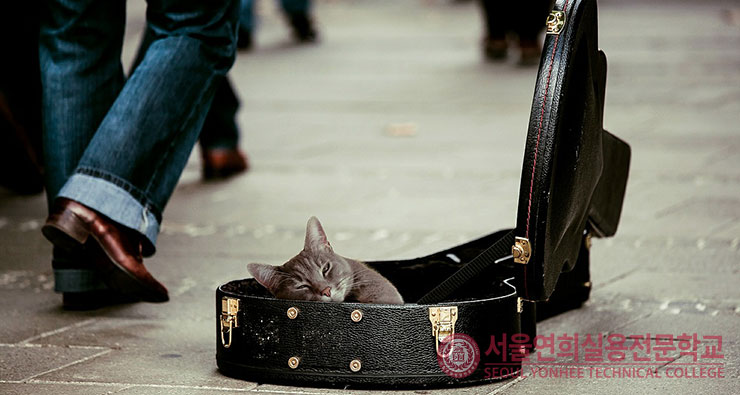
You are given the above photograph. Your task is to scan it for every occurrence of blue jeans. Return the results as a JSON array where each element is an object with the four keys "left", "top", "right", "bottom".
[
  {"left": 239, "top": 0, "right": 311, "bottom": 34},
  {"left": 134, "top": 27, "right": 241, "bottom": 151},
  {"left": 40, "top": 0, "right": 239, "bottom": 292}
]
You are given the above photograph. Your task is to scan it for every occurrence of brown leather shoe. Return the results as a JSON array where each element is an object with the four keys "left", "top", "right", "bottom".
[
  {"left": 202, "top": 148, "right": 249, "bottom": 180},
  {"left": 518, "top": 39, "right": 542, "bottom": 66},
  {"left": 42, "top": 198, "right": 169, "bottom": 303},
  {"left": 483, "top": 38, "right": 508, "bottom": 61}
]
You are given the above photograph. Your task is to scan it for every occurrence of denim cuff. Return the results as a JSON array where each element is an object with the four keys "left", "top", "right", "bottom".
[{"left": 58, "top": 173, "right": 160, "bottom": 255}]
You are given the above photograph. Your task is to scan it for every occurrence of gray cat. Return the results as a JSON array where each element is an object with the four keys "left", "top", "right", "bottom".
[{"left": 248, "top": 217, "right": 404, "bottom": 304}]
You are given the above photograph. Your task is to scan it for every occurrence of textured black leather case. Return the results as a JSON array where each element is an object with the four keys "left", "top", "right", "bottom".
[
  {"left": 218, "top": 231, "right": 523, "bottom": 387},
  {"left": 216, "top": 0, "right": 629, "bottom": 388}
]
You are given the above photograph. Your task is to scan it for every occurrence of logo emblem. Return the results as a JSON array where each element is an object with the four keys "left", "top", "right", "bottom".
[{"left": 437, "top": 333, "right": 480, "bottom": 379}]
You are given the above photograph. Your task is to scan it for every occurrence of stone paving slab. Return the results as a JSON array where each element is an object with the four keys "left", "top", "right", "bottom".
[
  {"left": 504, "top": 376, "right": 739, "bottom": 395},
  {"left": 249, "top": 382, "right": 510, "bottom": 395},
  {"left": 0, "top": 288, "right": 92, "bottom": 344},
  {"left": 115, "top": 386, "right": 255, "bottom": 395},
  {"left": 36, "top": 346, "right": 249, "bottom": 390},
  {"left": 0, "top": 344, "right": 109, "bottom": 383},
  {"left": 0, "top": 382, "right": 128, "bottom": 395}
]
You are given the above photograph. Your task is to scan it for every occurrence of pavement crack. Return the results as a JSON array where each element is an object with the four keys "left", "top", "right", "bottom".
[
  {"left": 487, "top": 374, "right": 529, "bottom": 394},
  {"left": 654, "top": 354, "right": 685, "bottom": 373},
  {"left": 605, "top": 311, "right": 654, "bottom": 334},
  {"left": 109, "top": 385, "right": 136, "bottom": 394},
  {"left": 27, "top": 379, "right": 259, "bottom": 392},
  {"left": 0, "top": 342, "right": 108, "bottom": 350},
  {"left": 594, "top": 266, "right": 641, "bottom": 289},
  {"left": 16, "top": 318, "right": 97, "bottom": 345},
  {"left": 21, "top": 348, "right": 112, "bottom": 382},
  {"left": 250, "top": 388, "right": 330, "bottom": 394}
]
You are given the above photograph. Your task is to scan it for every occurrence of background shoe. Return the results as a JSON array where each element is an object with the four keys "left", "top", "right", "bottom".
[
  {"left": 287, "top": 13, "right": 318, "bottom": 43},
  {"left": 202, "top": 147, "right": 249, "bottom": 180},
  {"left": 42, "top": 198, "right": 169, "bottom": 302},
  {"left": 518, "top": 39, "right": 542, "bottom": 66},
  {"left": 483, "top": 38, "right": 508, "bottom": 61}
]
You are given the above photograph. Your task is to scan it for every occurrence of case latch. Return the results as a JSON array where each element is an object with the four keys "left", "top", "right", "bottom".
[
  {"left": 512, "top": 237, "right": 532, "bottom": 264},
  {"left": 220, "top": 297, "right": 240, "bottom": 348},
  {"left": 429, "top": 306, "right": 458, "bottom": 356}
]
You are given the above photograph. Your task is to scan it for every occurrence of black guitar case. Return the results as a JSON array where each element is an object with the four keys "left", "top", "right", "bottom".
[{"left": 216, "top": 0, "right": 630, "bottom": 388}]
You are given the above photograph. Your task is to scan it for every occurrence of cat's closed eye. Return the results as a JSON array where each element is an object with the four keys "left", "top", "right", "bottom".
[
  {"left": 295, "top": 284, "right": 310, "bottom": 290},
  {"left": 322, "top": 263, "right": 331, "bottom": 276}
]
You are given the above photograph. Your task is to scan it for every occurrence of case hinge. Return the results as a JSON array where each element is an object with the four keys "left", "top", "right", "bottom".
[
  {"left": 220, "top": 297, "right": 240, "bottom": 348},
  {"left": 512, "top": 237, "right": 532, "bottom": 264},
  {"left": 429, "top": 306, "right": 458, "bottom": 356}
]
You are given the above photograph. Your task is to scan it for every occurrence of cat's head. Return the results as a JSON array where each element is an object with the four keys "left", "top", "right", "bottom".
[{"left": 247, "top": 217, "right": 353, "bottom": 302}]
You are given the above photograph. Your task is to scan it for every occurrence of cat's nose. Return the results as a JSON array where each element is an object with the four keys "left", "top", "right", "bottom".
[{"left": 321, "top": 287, "right": 331, "bottom": 297}]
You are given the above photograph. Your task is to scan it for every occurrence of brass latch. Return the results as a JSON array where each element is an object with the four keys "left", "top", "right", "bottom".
[
  {"left": 220, "top": 297, "right": 240, "bottom": 348},
  {"left": 512, "top": 237, "right": 532, "bottom": 264},
  {"left": 546, "top": 10, "right": 566, "bottom": 35},
  {"left": 429, "top": 306, "right": 458, "bottom": 356},
  {"left": 584, "top": 231, "right": 592, "bottom": 250}
]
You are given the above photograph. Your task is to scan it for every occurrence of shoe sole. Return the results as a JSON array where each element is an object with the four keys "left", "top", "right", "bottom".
[
  {"left": 62, "top": 290, "right": 140, "bottom": 311},
  {"left": 91, "top": 241, "right": 169, "bottom": 303}
]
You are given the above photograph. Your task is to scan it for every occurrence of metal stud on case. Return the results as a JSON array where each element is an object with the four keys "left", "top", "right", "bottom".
[{"left": 351, "top": 309, "right": 363, "bottom": 322}]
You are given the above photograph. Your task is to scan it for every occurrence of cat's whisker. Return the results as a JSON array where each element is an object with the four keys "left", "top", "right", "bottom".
[{"left": 348, "top": 280, "right": 380, "bottom": 286}]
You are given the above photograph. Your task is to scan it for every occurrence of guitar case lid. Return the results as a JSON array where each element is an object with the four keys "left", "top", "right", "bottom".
[{"left": 513, "top": 0, "right": 630, "bottom": 302}]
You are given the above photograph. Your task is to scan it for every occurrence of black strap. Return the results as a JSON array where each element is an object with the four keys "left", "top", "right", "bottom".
[{"left": 416, "top": 230, "right": 515, "bottom": 304}]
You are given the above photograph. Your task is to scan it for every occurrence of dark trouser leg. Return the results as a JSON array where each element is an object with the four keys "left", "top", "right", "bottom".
[
  {"left": 478, "top": 0, "right": 511, "bottom": 40},
  {"left": 512, "top": 0, "right": 553, "bottom": 42},
  {"left": 39, "top": 0, "right": 127, "bottom": 294},
  {"left": 199, "top": 77, "right": 240, "bottom": 150},
  {"left": 281, "top": 0, "right": 316, "bottom": 42}
]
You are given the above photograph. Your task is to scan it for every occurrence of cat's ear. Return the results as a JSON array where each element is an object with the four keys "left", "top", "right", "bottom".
[
  {"left": 304, "top": 216, "right": 333, "bottom": 252},
  {"left": 248, "top": 263, "right": 281, "bottom": 294}
]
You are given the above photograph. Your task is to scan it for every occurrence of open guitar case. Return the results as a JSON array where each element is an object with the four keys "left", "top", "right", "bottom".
[{"left": 216, "top": 0, "right": 631, "bottom": 388}]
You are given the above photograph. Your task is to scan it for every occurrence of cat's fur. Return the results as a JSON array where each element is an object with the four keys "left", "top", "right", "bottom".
[{"left": 248, "top": 217, "right": 404, "bottom": 304}]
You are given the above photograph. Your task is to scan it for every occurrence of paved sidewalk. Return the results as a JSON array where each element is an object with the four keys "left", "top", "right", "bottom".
[{"left": 1, "top": 0, "right": 738, "bottom": 394}]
